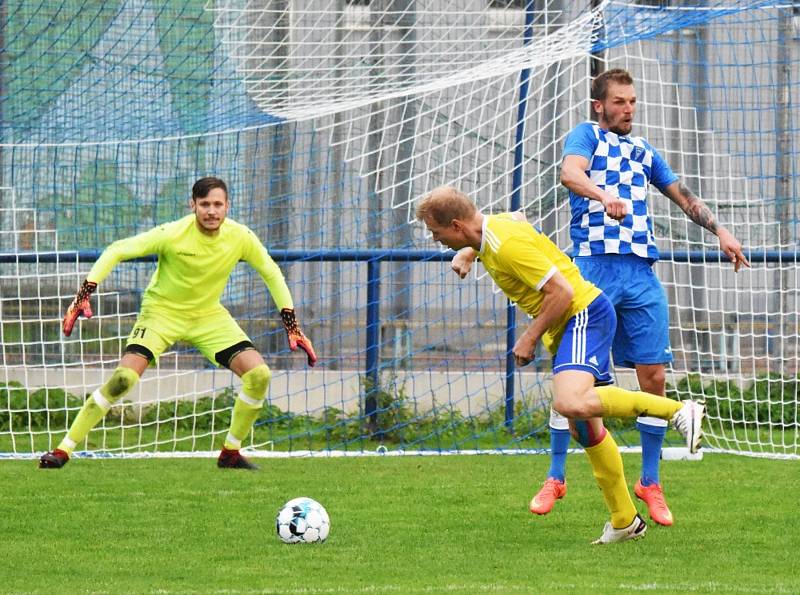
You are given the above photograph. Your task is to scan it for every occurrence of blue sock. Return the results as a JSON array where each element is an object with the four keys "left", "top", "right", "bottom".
[
  {"left": 638, "top": 420, "right": 667, "bottom": 486},
  {"left": 546, "top": 427, "right": 571, "bottom": 482}
]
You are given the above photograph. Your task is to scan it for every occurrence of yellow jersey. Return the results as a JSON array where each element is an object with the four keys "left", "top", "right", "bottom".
[{"left": 478, "top": 213, "right": 601, "bottom": 354}]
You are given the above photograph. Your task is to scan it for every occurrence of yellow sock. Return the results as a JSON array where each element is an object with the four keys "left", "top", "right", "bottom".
[
  {"left": 584, "top": 432, "right": 637, "bottom": 528},
  {"left": 224, "top": 396, "right": 263, "bottom": 450},
  {"left": 58, "top": 366, "right": 140, "bottom": 455},
  {"left": 595, "top": 385, "right": 682, "bottom": 420},
  {"left": 224, "top": 364, "right": 271, "bottom": 450}
]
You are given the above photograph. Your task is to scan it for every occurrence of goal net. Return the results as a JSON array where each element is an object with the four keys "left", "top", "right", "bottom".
[{"left": 1, "top": 0, "right": 797, "bottom": 459}]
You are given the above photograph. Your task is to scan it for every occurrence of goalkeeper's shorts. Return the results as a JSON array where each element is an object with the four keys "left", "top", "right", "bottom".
[{"left": 125, "top": 306, "right": 251, "bottom": 367}]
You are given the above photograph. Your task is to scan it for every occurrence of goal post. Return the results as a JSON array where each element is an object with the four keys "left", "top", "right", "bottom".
[{"left": 1, "top": 1, "right": 797, "bottom": 459}]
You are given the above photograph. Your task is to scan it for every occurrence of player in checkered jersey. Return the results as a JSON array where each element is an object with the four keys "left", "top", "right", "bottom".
[{"left": 529, "top": 68, "right": 750, "bottom": 525}]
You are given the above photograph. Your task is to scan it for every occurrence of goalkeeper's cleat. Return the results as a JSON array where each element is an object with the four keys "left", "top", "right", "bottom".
[
  {"left": 592, "top": 513, "right": 647, "bottom": 545},
  {"left": 634, "top": 480, "right": 673, "bottom": 526},
  {"left": 670, "top": 400, "right": 705, "bottom": 454},
  {"left": 529, "top": 478, "right": 567, "bottom": 515},
  {"left": 217, "top": 448, "right": 259, "bottom": 470},
  {"left": 39, "top": 448, "right": 69, "bottom": 469}
]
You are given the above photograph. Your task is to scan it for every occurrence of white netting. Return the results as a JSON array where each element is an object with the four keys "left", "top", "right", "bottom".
[{"left": 1, "top": 1, "right": 797, "bottom": 458}]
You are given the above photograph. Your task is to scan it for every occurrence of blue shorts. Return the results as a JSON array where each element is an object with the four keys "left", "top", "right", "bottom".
[
  {"left": 575, "top": 254, "right": 672, "bottom": 368},
  {"left": 552, "top": 293, "right": 615, "bottom": 384}
]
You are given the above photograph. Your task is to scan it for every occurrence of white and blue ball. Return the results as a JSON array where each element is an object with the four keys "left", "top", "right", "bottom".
[{"left": 276, "top": 497, "right": 330, "bottom": 544}]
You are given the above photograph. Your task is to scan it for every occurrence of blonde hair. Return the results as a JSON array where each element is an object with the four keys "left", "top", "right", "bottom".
[{"left": 415, "top": 186, "right": 477, "bottom": 225}]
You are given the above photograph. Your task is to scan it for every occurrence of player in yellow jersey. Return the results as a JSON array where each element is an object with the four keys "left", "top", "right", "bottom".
[
  {"left": 416, "top": 186, "right": 705, "bottom": 544},
  {"left": 39, "top": 177, "right": 316, "bottom": 471}
]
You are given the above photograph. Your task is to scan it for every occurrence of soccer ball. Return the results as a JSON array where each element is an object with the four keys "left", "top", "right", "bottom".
[{"left": 276, "top": 497, "right": 330, "bottom": 544}]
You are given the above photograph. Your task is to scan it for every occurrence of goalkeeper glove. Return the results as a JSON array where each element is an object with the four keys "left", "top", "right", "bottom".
[
  {"left": 280, "top": 308, "right": 317, "bottom": 367},
  {"left": 62, "top": 279, "right": 97, "bottom": 337}
]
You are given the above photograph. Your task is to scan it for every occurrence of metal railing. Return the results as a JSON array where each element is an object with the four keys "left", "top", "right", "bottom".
[{"left": 2, "top": 248, "right": 798, "bottom": 430}]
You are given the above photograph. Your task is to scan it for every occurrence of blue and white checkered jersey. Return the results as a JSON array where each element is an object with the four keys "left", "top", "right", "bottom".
[{"left": 562, "top": 122, "right": 678, "bottom": 260}]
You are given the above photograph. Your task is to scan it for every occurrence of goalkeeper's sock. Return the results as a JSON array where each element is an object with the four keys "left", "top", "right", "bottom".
[
  {"left": 58, "top": 366, "right": 139, "bottom": 455},
  {"left": 546, "top": 427, "right": 571, "bottom": 482},
  {"left": 595, "top": 386, "right": 682, "bottom": 420},
  {"left": 584, "top": 431, "right": 638, "bottom": 529},
  {"left": 637, "top": 417, "right": 667, "bottom": 486},
  {"left": 224, "top": 364, "right": 271, "bottom": 450}
]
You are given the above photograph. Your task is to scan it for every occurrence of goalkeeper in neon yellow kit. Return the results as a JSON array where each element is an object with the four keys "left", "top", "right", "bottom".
[{"left": 40, "top": 177, "right": 316, "bottom": 470}]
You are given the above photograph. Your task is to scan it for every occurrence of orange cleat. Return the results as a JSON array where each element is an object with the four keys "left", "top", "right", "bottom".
[
  {"left": 634, "top": 480, "right": 673, "bottom": 526},
  {"left": 529, "top": 478, "right": 567, "bottom": 515}
]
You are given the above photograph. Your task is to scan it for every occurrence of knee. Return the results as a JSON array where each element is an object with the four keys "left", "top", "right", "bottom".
[
  {"left": 104, "top": 367, "right": 140, "bottom": 401},
  {"left": 553, "top": 397, "right": 577, "bottom": 419},
  {"left": 553, "top": 391, "right": 593, "bottom": 419},
  {"left": 242, "top": 364, "right": 271, "bottom": 399}
]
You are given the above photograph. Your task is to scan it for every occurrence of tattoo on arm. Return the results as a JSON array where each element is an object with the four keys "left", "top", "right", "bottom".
[{"left": 676, "top": 183, "right": 718, "bottom": 234}]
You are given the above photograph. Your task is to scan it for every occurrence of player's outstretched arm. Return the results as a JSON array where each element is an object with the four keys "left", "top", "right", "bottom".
[
  {"left": 281, "top": 308, "right": 317, "bottom": 367},
  {"left": 62, "top": 279, "right": 97, "bottom": 336},
  {"left": 241, "top": 229, "right": 317, "bottom": 366},
  {"left": 661, "top": 181, "right": 751, "bottom": 272},
  {"left": 62, "top": 226, "right": 166, "bottom": 336}
]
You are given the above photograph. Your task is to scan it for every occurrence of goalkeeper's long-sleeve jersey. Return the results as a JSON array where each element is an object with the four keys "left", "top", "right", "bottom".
[{"left": 87, "top": 214, "right": 293, "bottom": 315}]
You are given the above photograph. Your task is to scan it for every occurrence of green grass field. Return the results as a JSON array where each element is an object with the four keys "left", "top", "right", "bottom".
[{"left": 0, "top": 453, "right": 797, "bottom": 594}]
